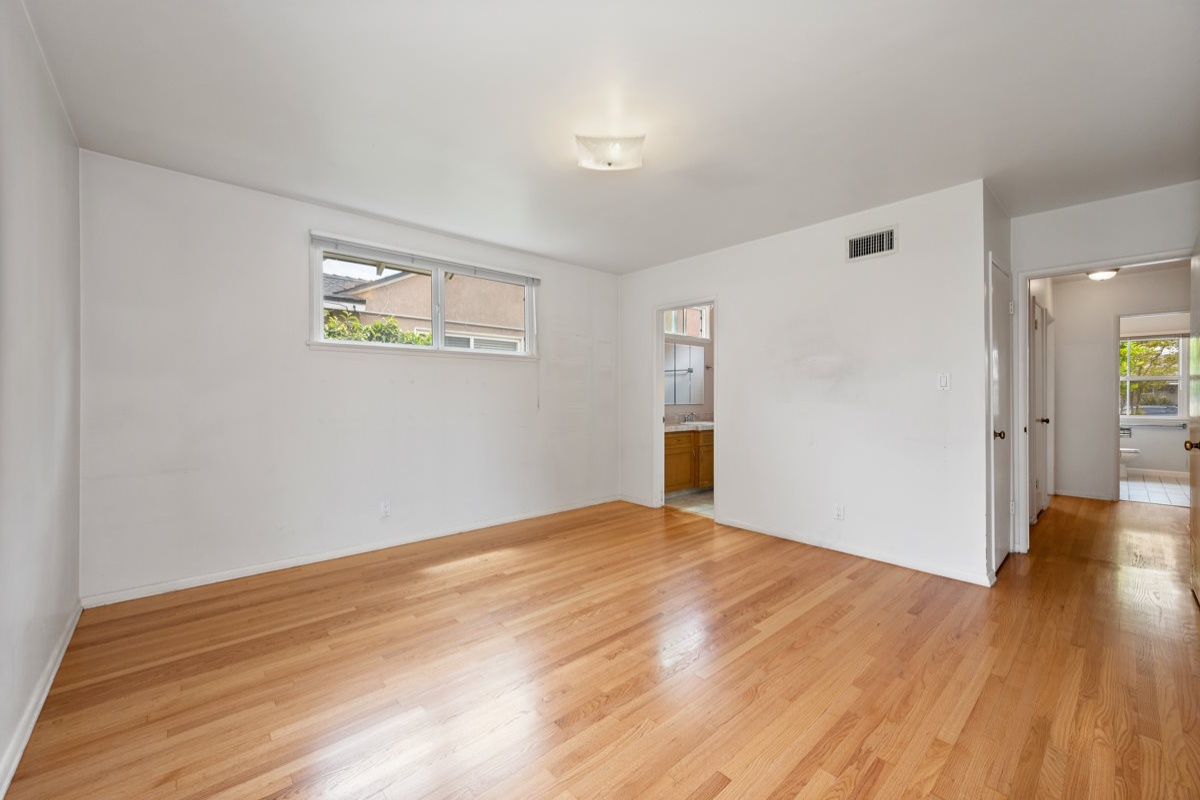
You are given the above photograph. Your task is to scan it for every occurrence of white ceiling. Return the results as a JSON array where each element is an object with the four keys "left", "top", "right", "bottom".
[{"left": 25, "top": 0, "right": 1200, "bottom": 273}]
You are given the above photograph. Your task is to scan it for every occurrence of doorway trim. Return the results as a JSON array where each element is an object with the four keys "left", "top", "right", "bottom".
[
  {"left": 652, "top": 295, "right": 719, "bottom": 515},
  {"left": 1013, "top": 247, "right": 1194, "bottom": 552}
]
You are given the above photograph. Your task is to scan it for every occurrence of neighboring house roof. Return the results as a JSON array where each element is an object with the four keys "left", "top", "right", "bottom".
[
  {"left": 340, "top": 270, "right": 417, "bottom": 296},
  {"left": 323, "top": 271, "right": 418, "bottom": 304},
  {"left": 323, "top": 274, "right": 368, "bottom": 299}
]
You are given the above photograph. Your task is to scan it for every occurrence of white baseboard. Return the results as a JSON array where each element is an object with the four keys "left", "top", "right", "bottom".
[
  {"left": 82, "top": 496, "right": 620, "bottom": 608},
  {"left": 715, "top": 515, "right": 993, "bottom": 588},
  {"left": 0, "top": 602, "right": 82, "bottom": 797},
  {"left": 1055, "top": 488, "right": 1118, "bottom": 501},
  {"left": 617, "top": 493, "right": 659, "bottom": 508},
  {"left": 1127, "top": 468, "right": 1188, "bottom": 480}
]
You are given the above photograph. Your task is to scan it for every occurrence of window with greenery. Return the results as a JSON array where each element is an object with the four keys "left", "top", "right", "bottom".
[
  {"left": 322, "top": 257, "right": 434, "bottom": 346},
  {"left": 313, "top": 236, "right": 537, "bottom": 356},
  {"left": 1119, "top": 336, "right": 1187, "bottom": 416},
  {"left": 663, "top": 304, "right": 711, "bottom": 339}
]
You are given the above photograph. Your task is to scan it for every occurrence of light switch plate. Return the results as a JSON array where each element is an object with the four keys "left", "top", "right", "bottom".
[{"left": 937, "top": 372, "right": 951, "bottom": 391}]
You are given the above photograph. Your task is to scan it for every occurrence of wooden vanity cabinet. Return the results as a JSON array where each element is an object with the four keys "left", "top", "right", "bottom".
[
  {"left": 664, "top": 430, "right": 713, "bottom": 493},
  {"left": 698, "top": 430, "right": 714, "bottom": 489},
  {"left": 664, "top": 432, "right": 697, "bottom": 493}
]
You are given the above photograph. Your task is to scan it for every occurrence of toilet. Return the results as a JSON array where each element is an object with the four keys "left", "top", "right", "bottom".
[{"left": 1119, "top": 447, "right": 1140, "bottom": 478}]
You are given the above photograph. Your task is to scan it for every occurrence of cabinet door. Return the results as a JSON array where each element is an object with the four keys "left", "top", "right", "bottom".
[
  {"left": 665, "top": 447, "right": 696, "bottom": 493},
  {"left": 698, "top": 444, "right": 714, "bottom": 488},
  {"left": 665, "top": 434, "right": 697, "bottom": 494}
]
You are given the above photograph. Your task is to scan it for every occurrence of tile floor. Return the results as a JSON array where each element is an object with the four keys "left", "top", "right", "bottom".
[
  {"left": 1119, "top": 472, "right": 1190, "bottom": 506},
  {"left": 665, "top": 489, "right": 714, "bottom": 517}
]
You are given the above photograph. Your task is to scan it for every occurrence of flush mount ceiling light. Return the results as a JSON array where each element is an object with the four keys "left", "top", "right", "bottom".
[
  {"left": 1087, "top": 269, "right": 1119, "bottom": 281},
  {"left": 575, "top": 134, "right": 645, "bottom": 171}
]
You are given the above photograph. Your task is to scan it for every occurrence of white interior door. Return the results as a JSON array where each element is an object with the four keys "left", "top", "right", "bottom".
[
  {"left": 1189, "top": 239, "right": 1200, "bottom": 607},
  {"left": 1031, "top": 300, "right": 1049, "bottom": 517},
  {"left": 1046, "top": 313, "right": 1056, "bottom": 498},
  {"left": 990, "top": 258, "right": 1014, "bottom": 574}
]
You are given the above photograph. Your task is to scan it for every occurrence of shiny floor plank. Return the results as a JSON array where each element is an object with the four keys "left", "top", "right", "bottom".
[{"left": 9, "top": 496, "right": 1199, "bottom": 798}]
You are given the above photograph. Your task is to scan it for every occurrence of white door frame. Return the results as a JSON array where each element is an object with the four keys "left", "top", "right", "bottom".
[
  {"left": 1012, "top": 247, "right": 1193, "bottom": 552},
  {"left": 651, "top": 295, "right": 719, "bottom": 512}
]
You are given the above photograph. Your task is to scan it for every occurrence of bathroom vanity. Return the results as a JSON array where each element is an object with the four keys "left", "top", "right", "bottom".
[{"left": 664, "top": 425, "right": 713, "bottom": 493}]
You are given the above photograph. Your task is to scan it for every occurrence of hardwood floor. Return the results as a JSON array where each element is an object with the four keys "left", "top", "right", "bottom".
[{"left": 9, "top": 497, "right": 1199, "bottom": 798}]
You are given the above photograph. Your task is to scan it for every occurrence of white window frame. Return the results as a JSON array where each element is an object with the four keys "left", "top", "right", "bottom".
[
  {"left": 663, "top": 304, "right": 712, "bottom": 341},
  {"left": 309, "top": 232, "right": 538, "bottom": 358},
  {"left": 1118, "top": 334, "right": 1188, "bottom": 420},
  {"left": 443, "top": 332, "right": 523, "bottom": 352}
]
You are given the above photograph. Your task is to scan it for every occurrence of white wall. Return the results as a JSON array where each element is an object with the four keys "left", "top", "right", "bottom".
[
  {"left": 1120, "top": 311, "right": 1188, "bottom": 338},
  {"left": 1123, "top": 424, "right": 1188, "bottom": 475},
  {"left": 984, "top": 186, "right": 1011, "bottom": 271},
  {"left": 0, "top": 0, "right": 81, "bottom": 791},
  {"left": 1012, "top": 180, "right": 1200, "bottom": 275},
  {"left": 619, "top": 181, "right": 992, "bottom": 585},
  {"left": 1029, "top": 278, "right": 1054, "bottom": 311},
  {"left": 1050, "top": 266, "right": 1190, "bottom": 498},
  {"left": 79, "top": 153, "right": 618, "bottom": 603}
]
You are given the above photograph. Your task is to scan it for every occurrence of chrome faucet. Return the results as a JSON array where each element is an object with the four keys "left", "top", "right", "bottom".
[{"left": 683, "top": 413, "right": 697, "bottom": 423}]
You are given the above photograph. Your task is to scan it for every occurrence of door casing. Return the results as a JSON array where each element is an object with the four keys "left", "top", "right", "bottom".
[{"left": 651, "top": 296, "right": 719, "bottom": 511}]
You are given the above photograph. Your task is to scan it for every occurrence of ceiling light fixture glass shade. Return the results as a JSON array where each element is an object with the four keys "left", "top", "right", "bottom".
[
  {"left": 1087, "top": 269, "right": 1119, "bottom": 281},
  {"left": 575, "top": 135, "right": 645, "bottom": 171}
]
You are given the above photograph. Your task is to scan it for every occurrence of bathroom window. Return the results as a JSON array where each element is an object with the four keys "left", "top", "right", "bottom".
[
  {"left": 663, "top": 305, "right": 711, "bottom": 339},
  {"left": 1119, "top": 336, "right": 1187, "bottom": 417}
]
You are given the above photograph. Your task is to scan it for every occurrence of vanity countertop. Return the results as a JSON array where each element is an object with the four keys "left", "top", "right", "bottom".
[{"left": 665, "top": 422, "right": 715, "bottom": 433}]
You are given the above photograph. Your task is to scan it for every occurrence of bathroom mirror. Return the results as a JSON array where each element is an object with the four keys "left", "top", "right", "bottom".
[{"left": 665, "top": 343, "right": 705, "bottom": 405}]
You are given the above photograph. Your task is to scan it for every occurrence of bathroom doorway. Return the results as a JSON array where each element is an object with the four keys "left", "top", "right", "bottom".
[
  {"left": 658, "top": 299, "right": 716, "bottom": 518},
  {"left": 1118, "top": 311, "right": 1191, "bottom": 506}
]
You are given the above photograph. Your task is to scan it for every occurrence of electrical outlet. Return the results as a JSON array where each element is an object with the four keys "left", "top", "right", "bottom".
[
  {"left": 835, "top": 505, "right": 845, "bottom": 521},
  {"left": 380, "top": 500, "right": 392, "bottom": 518}
]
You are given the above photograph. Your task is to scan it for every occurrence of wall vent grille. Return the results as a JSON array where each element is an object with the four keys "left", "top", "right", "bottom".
[{"left": 847, "top": 227, "right": 896, "bottom": 261}]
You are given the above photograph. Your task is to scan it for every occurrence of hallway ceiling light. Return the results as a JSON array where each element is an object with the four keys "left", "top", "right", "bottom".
[
  {"left": 575, "top": 135, "right": 645, "bottom": 171},
  {"left": 1087, "top": 269, "right": 1119, "bottom": 281}
]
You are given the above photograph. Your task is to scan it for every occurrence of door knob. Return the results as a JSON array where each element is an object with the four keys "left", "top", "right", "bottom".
[
  {"left": 1038, "top": 418, "right": 1051, "bottom": 424},
  {"left": 1186, "top": 440, "right": 1200, "bottom": 451},
  {"left": 994, "top": 430, "right": 1006, "bottom": 440}
]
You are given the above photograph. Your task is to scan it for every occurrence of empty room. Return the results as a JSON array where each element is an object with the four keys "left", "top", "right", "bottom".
[{"left": 3, "top": 1, "right": 1199, "bottom": 798}]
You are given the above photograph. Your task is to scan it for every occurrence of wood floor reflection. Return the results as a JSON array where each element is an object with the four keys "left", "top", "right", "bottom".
[{"left": 10, "top": 496, "right": 1199, "bottom": 798}]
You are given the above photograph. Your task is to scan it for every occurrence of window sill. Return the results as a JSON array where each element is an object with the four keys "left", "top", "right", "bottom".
[{"left": 307, "top": 340, "right": 539, "bottom": 362}]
